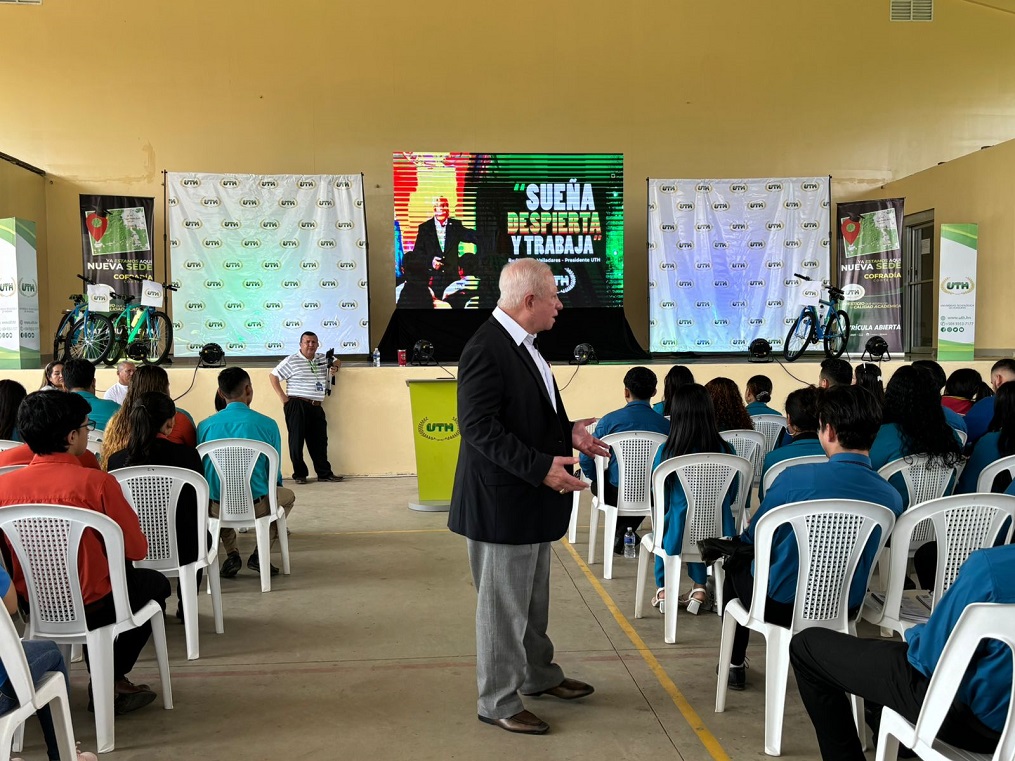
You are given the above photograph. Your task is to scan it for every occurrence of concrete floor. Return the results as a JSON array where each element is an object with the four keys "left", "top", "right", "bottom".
[{"left": 18, "top": 477, "right": 866, "bottom": 760}]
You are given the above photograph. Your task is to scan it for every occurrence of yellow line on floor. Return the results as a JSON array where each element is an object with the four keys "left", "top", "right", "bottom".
[{"left": 560, "top": 539, "right": 731, "bottom": 761}]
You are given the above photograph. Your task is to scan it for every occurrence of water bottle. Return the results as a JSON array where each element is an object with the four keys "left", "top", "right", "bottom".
[
  {"left": 623, "top": 527, "right": 637, "bottom": 558},
  {"left": 372, "top": 347, "right": 381, "bottom": 367}
]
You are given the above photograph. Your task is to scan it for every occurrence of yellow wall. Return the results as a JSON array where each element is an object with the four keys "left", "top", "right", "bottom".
[
  {"left": 874, "top": 138, "right": 1015, "bottom": 352},
  {"left": 1, "top": 0, "right": 1014, "bottom": 348}
]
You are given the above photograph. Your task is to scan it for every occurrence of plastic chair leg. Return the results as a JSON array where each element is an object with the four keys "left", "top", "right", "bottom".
[
  {"left": 11, "top": 720, "right": 23, "bottom": 753},
  {"left": 851, "top": 694, "right": 868, "bottom": 752},
  {"left": 277, "top": 511, "right": 291, "bottom": 576},
  {"left": 663, "top": 555, "right": 681, "bottom": 644},
  {"left": 634, "top": 544, "right": 650, "bottom": 619},
  {"left": 149, "top": 614, "right": 173, "bottom": 710},
  {"left": 588, "top": 505, "right": 600, "bottom": 565},
  {"left": 567, "top": 490, "right": 580, "bottom": 544},
  {"left": 763, "top": 629, "right": 791, "bottom": 756},
  {"left": 603, "top": 508, "right": 619, "bottom": 580},
  {"left": 715, "top": 609, "right": 738, "bottom": 712},
  {"left": 179, "top": 564, "right": 200, "bottom": 660},
  {"left": 713, "top": 559, "right": 726, "bottom": 617},
  {"left": 48, "top": 685, "right": 77, "bottom": 761},
  {"left": 208, "top": 559, "right": 225, "bottom": 635},
  {"left": 90, "top": 633, "right": 116, "bottom": 753},
  {"left": 256, "top": 521, "right": 272, "bottom": 592},
  {"left": 70, "top": 643, "right": 84, "bottom": 663}
]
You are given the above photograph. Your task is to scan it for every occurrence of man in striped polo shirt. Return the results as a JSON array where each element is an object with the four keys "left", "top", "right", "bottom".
[{"left": 269, "top": 331, "right": 343, "bottom": 485}]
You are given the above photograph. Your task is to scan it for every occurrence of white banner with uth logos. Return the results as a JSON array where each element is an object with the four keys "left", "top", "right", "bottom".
[
  {"left": 648, "top": 177, "right": 830, "bottom": 353},
  {"left": 168, "top": 173, "right": 369, "bottom": 357}
]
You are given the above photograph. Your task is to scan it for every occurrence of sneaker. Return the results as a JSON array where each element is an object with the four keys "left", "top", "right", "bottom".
[
  {"left": 317, "top": 474, "right": 344, "bottom": 482},
  {"left": 248, "top": 552, "right": 280, "bottom": 576},
  {"left": 88, "top": 679, "right": 157, "bottom": 715},
  {"left": 220, "top": 551, "right": 242, "bottom": 578},
  {"left": 718, "top": 661, "right": 748, "bottom": 691},
  {"left": 293, "top": 475, "right": 308, "bottom": 485}
]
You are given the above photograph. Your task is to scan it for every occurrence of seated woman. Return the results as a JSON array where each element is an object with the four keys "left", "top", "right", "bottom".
[
  {"left": 956, "top": 382, "right": 1015, "bottom": 494},
  {"left": 39, "top": 361, "right": 64, "bottom": 392},
  {"left": 705, "top": 377, "right": 754, "bottom": 432},
  {"left": 105, "top": 391, "right": 205, "bottom": 622},
  {"left": 870, "top": 365, "right": 964, "bottom": 507},
  {"left": 0, "top": 565, "right": 98, "bottom": 761},
  {"left": 853, "top": 362, "right": 885, "bottom": 406},
  {"left": 758, "top": 387, "right": 825, "bottom": 500},
  {"left": 942, "top": 368, "right": 986, "bottom": 416},
  {"left": 651, "top": 384, "right": 736, "bottom": 615},
  {"left": 744, "top": 375, "right": 779, "bottom": 417},
  {"left": 101, "top": 365, "right": 196, "bottom": 463},
  {"left": 652, "top": 365, "right": 694, "bottom": 417},
  {"left": 0, "top": 380, "right": 27, "bottom": 442}
]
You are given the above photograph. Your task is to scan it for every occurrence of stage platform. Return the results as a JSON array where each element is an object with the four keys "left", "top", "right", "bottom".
[{"left": 2, "top": 358, "right": 997, "bottom": 477}]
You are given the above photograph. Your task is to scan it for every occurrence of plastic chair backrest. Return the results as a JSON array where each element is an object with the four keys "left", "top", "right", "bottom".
[
  {"left": 977, "top": 453, "right": 1015, "bottom": 493},
  {"left": 598, "top": 431, "right": 668, "bottom": 512},
  {"left": 750, "top": 499, "right": 895, "bottom": 631},
  {"left": 110, "top": 465, "right": 211, "bottom": 570},
  {"left": 909, "top": 603, "right": 1015, "bottom": 760},
  {"left": 719, "top": 429, "right": 764, "bottom": 484},
  {"left": 751, "top": 414, "right": 787, "bottom": 454},
  {"left": 0, "top": 505, "right": 131, "bottom": 640},
  {"left": 878, "top": 455, "right": 958, "bottom": 507},
  {"left": 0, "top": 439, "right": 21, "bottom": 452},
  {"left": 953, "top": 428, "right": 968, "bottom": 448},
  {"left": 762, "top": 454, "right": 829, "bottom": 495},
  {"left": 650, "top": 453, "right": 754, "bottom": 556},
  {"left": 0, "top": 592, "right": 38, "bottom": 707},
  {"left": 197, "top": 438, "right": 279, "bottom": 521},
  {"left": 0, "top": 464, "right": 27, "bottom": 476}
]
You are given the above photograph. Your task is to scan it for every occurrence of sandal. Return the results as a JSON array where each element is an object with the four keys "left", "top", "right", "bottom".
[
  {"left": 677, "top": 585, "right": 708, "bottom": 615},
  {"left": 651, "top": 588, "right": 665, "bottom": 614}
]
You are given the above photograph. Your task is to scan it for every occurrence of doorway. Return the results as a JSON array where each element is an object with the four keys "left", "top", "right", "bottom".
[{"left": 902, "top": 210, "right": 935, "bottom": 354}]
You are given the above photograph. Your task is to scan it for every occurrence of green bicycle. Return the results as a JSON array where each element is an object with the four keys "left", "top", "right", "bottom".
[{"left": 101, "top": 276, "right": 177, "bottom": 366}]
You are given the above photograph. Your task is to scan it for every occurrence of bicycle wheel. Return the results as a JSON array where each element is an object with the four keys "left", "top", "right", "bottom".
[
  {"left": 138, "top": 311, "right": 173, "bottom": 365},
  {"left": 783, "top": 310, "right": 816, "bottom": 362},
  {"left": 51, "top": 312, "right": 76, "bottom": 362},
  {"left": 65, "top": 313, "right": 114, "bottom": 365},
  {"left": 823, "top": 309, "right": 851, "bottom": 359},
  {"left": 103, "top": 325, "right": 125, "bottom": 366}
]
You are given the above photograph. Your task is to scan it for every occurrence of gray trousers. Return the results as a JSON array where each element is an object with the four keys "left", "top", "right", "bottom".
[{"left": 467, "top": 539, "right": 564, "bottom": 719}]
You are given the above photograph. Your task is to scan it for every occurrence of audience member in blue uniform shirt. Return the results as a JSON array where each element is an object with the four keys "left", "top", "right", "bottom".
[
  {"left": 912, "top": 360, "right": 967, "bottom": 436},
  {"left": 869, "top": 365, "right": 963, "bottom": 507},
  {"left": 63, "top": 358, "right": 121, "bottom": 431},
  {"left": 965, "top": 358, "right": 1015, "bottom": 445},
  {"left": 722, "top": 385, "right": 903, "bottom": 690},
  {"left": 758, "top": 386, "right": 825, "bottom": 500},
  {"left": 0, "top": 380, "right": 26, "bottom": 442},
  {"left": 744, "top": 375, "right": 780, "bottom": 417},
  {"left": 652, "top": 364, "right": 694, "bottom": 417},
  {"left": 651, "top": 383, "right": 736, "bottom": 615},
  {"left": 957, "top": 382, "right": 1015, "bottom": 493},
  {"left": 791, "top": 544, "right": 1014, "bottom": 761},
  {"left": 580, "top": 367, "right": 670, "bottom": 554},
  {"left": 706, "top": 377, "right": 754, "bottom": 432},
  {"left": 818, "top": 357, "right": 852, "bottom": 389}
]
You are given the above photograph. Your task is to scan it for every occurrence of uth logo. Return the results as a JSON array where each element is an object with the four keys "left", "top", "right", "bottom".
[
  {"left": 183, "top": 220, "right": 202, "bottom": 229},
  {"left": 184, "top": 260, "right": 203, "bottom": 270},
  {"left": 712, "top": 202, "right": 730, "bottom": 211},
  {"left": 181, "top": 178, "right": 201, "bottom": 187},
  {"left": 695, "top": 301, "right": 712, "bottom": 309},
  {"left": 766, "top": 261, "right": 784, "bottom": 269},
  {"left": 204, "top": 279, "right": 224, "bottom": 289},
  {"left": 713, "top": 241, "right": 728, "bottom": 249},
  {"left": 265, "top": 341, "right": 284, "bottom": 350},
  {"left": 297, "top": 179, "right": 317, "bottom": 189},
  {"left": 941, "top": 277, "right": 975, "bottom": 294},
  {"left": 695, "top": 261, "right": 712, "bottom": 269},
  {"left": 748, "top": 318, "right": 765, "bottom": 326},
  {"left": 731, "top": 300, "right": 747, "bottom": 308},
  {"left": 240, "top": 198, "right": 260, "bottom": 207},
  {"left": 418, "top": 417, "right": 460, "bottom": 442},
  {"left": 695, "top": 339, "right": 713, "bottom": 347},
  {"left": 729, "top": 183, "right": 748, "bottom": 193},
  {"left": 713, "top": 280, "right": 730, "bottom": 288},
  {"left": 677, "top": 319, "right": 693, "bottom": 326},
  {"left": 334, "top": 179, "right": 352, "bottom": 189},
  {"left": 342, "top": 340, "right": 358, "bottom": 349},
  {"left": 677, "top": 202, "right": 694, "bottom": 211},
  {"left": 261, "top": 260, "right": 281, "bottom": 270},
  {"left": 280, "top": 240, "right": 300, "bottom": 248},
  {"left": 784, "top": 200, "right": 802, "bottom": 210},
  {"left": 204, "top": 319, "right": 225, "bottom": 330},
  {"left": 220, "top": 178, "right": 239, "bottom": 188},
  {"left": 766, "top": 182, "right": 783, "bottom": 191},
  {"left": 283, "top": 319, "right": 303, "bottom": 329},
  {"left": 695, "top": 223, "right": 713, "bottom": 231},
  {"left": 660, "top": 224, "right": 676, "bottom": 232},
  {"left": 748, "top": 201, "right": 766, "bottom": 210},
  {"left": 730, "top": 222, "right": 748, "bottom": 231},
  {"left": 222, "top": 220, "right": 241, "bottom": 229},
  {"left": 660, "top": 301, "right": 676, "bottom": 309},
  {"left": 261, "top": 220, "right": 280, "bottom": 230},
  {"left": 321, "top": 319, "right": 340, "bottom": 328},
  {"left": 337, "top": 261, "right": 356, "bottom": 270},
  {"left": 223, "top": 260, "right": 243, "bottom": 270},
  {"left": 320, "top": 279, "right": 338, "bottom": 289},
  {"left": 259, "top": 179, "right": 279, "bottom": 189},
  {"left": 242, "top": 239, "right": 262, "bottom": 249},
  {"left": 695, "top": 183, "right": 713, "bottom": 192},
  {"left": 279, "top": 199, "right": 298, "bottom": 208},
  {"left": 659, "top": 262, "right": 676, "bottom": 270},
  {"left": 784, "top": 240, "right": 801, "bottom": 248},
  {"left": 264, "top": 301, "right": 284, "bottom": 310},
  {"left": 677, "top": 241, "right": 694, "bottom": 250},
  {"left": 318, "top": 239, "right": 337, "bottom": 248},
  {"left": 203, "top": 239, "right": 222, "bottom": 249},
  {"left": 299, "top": 220, "right": 317, "bottom": 230},
  {"left": 749, "top": 241, "right": 765, "bottom": 249},
  {"left": 801, "top": 181, "right": 820, "bottom": 191},
  {"left": 300, "top": 260, "right": 320, "bottom": 270},
  {"left": 749, "top": 279, "right": 765, "bottom": 287},
  {"left": 730, "top": 262, "right": 748, "bottom": 270},
  {"left": 281, "top": 279, "right": 301, "bottom": 289},
  {"left": 201, "top": 198, "right": 220, "bottom": 207},
  {"left": 302, "top": 300, "right": 321, "bottom": 310},
  {"left": 186, "top": 301, "right": 206, "bottom": 310},
  {"left": 245, "top": 319, "right": 264, "bottom": 330},
  {"left": 339, "top": 300, "right": 358, "bottom": 310},
  {"left": 714, "top": 318, "right": 730, "bottom": 326},
  {"left": 659, "top": 184, "right": 677, "bottom": 193},
  {"left": 318, "top": 199, "right": 334, "bottom": 208},
  {"left": 676, "top": 280, "right": 693, "bottom": 288},
  {"left": 224, "top": 300, "right": 244, "bottom": 311}
]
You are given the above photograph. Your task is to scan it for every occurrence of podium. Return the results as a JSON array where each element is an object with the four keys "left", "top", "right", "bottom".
[{"left": 405, "top": 378, "right": 460, "bottom": 512}]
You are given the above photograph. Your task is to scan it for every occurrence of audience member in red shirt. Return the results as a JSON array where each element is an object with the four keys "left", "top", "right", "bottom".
[
  {"left": 0, "top": 441, "right": 101, "bottom": 469},
  {"left": 0, "top": 390, "right": 170, "bottom": 715}
]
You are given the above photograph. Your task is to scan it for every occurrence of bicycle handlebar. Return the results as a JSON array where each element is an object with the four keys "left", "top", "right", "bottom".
[
  {"left": 124, "top": 274, "right": 179, "bottom": 292},
  {"left": 76, "top": 274, "right": 98, "bottom": 285},
  {"left": 793, "top": 273, "right": 812, "bottom": 281}
]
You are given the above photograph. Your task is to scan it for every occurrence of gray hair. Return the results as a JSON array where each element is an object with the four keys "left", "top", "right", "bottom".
[
  {"left": 497, "top": 258, "right": 554, "bottom": 310},
  {"left": 117, "top": 361, "right": 134, "bottom": 372}
]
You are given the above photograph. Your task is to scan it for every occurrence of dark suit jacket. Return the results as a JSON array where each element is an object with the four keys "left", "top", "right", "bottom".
[
  {"left": 411, "top": 217, "right": 478, "bottom": 297},
  {"left": 448, "top": 316, "right": 573, "bottom": 544}
]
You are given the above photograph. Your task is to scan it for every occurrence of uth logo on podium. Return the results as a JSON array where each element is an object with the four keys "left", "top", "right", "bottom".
[{"left": 417, "top": 417, "right": 460, "bottom": 442}]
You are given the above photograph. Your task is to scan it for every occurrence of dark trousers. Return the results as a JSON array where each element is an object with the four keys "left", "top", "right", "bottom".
[
  {"left": 84, "top": 566, "right": 171, "bottom": 680},
  {"left": 723, "top": 562, "right": 793, "bottom": 664},
  {"left": 283, "top": 398, "right": 333, "bottom": 479},
  {"left": 591, "top": 480, "right": 646, "bottom": 538},
  {"left": 790, "top": 627, "right": 1000, "bottom": 761}
]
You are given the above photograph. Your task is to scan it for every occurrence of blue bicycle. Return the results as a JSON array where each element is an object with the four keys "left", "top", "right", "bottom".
[
  {"left": 54, "top": 274, "right": 115, "bottom": 364},
  {"left": 783, "top": 273, "right": 851, "bottom": 362}
]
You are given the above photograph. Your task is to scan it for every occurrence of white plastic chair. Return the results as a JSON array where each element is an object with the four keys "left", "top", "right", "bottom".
[
  {"left": 751, "top": 414, "right": 787, "bottom": 456},
  {"left": 634, "top": 453, "right": 753, "bottom": 644},
  {"left": 110, "top": 465, "right": 224, "bottom": 660},
  {"left": 715, "top": 499, "right": 895, "bottom": 756},
  {"left": 0, "top": 465, "right": 27, "bottom": 477},
  {"left": 720, "top": 428, "right": 764, "bottom": 494},
  {"left": 761, "top": 454, "right": 829, "bottom": 496},
  {"left": 0, "top": 441, "right": 20, "bottom": 452},
  {"left": 0, "top": 504, "right": 173, "bottom": 754},
  {"left": 976, "top": 453, "right": 1015, "bottom": 493},
  {"left": 953, "top": 428, "right": 968, "bottom": 448},
  {"left": 197, "top": 438, "right": 291, "bottom": 593},
  {"left": 862, "top": 493, "right": 1015, "bottom": 638},
  {"left": 0, "top": 603, "right": 78, "bottom": 761},
  {"left": 567, "top": 420, "right": 598, "bottom": 545},
  {"left": 875, "top": 603, "right": 1015, "bottom": 761},
  {"left": 588, "top": 431, "right": 667, "bottom": 580}
]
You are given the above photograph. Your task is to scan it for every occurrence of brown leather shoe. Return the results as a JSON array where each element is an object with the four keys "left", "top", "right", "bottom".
[
  {"left": 478, "top": 710, "right": 549, "bottom": 734},
  {"left": 522, "top": 678, "right": 595, "bottom": 700}
]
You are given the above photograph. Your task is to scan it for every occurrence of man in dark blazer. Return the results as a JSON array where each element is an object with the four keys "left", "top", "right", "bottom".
[
  {"left": 449, "top": 258, "right": 608, "bottom": 735},
  {"left": 410, "top": 196, "right": 478, "bottom": 298}
]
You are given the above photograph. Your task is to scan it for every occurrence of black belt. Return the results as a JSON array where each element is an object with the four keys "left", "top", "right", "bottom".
[{"left": 290, "top": 397, "right": 322, "bottom": 406}]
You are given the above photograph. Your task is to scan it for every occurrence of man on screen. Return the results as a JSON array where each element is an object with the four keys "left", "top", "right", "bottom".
[{"left": 409, "top": 196, "right": 478, "bottom": 298}]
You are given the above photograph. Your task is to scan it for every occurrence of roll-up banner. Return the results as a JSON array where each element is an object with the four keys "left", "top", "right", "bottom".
[
  {"left": 836, "top": 198, "right": 904, "bottom": 355},
  {"left": 168, "top": 173, "right": 369, "bottom": 358},
  {"left": 79, "top": 195, "right": 156, "bottom": 299},
  {"left": 0, "top": 218, "right": 40, "bottom": 368},
  {"left": 937, "top": 224, "right": 977, "bottom": 361}
]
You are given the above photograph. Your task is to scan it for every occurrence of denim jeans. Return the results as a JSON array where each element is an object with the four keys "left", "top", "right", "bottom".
[{"left": 0, "top": 639, "right": 68, "bottom": 760}]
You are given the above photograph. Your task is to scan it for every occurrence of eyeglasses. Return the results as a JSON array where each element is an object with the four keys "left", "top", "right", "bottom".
[{"left": 79, "top": 419, "right": 96, "bottom": 432}]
